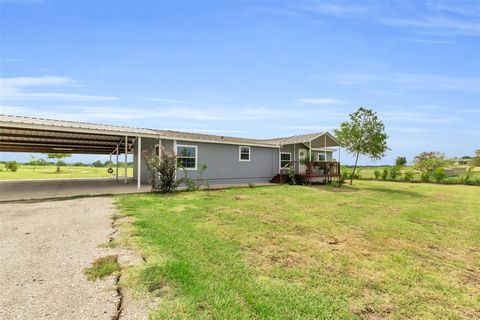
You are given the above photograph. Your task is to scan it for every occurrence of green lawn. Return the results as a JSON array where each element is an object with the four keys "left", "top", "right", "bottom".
[
  {"left": 0, "top": 164, "right": 133, "bottom": 180},
  {"left": 352, "top": 166, "right": 480, "bottom": 184},
  {"left": 116, "top": 181, "right": 480, "bottom": 319}
]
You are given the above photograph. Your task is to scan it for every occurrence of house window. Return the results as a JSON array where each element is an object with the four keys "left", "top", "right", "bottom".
[
  {"left": 154, "top": 144, "right": 160, "bottom": 156},
  {"left": 177, "top": 145, "right": 197, "bottom": 170},
  {"left": 280, "top": 152, "right": 291, "bottom": 168},
  {"left": 239, "top": 146, "right": 250, "bottom": 161},
  {"left": 318, "top": 154, "right": 326, "bottom": 161}
]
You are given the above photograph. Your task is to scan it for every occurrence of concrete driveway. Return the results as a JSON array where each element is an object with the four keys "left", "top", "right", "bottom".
[{"left": 0, "top": 178, "right": 150, "bottom": 202}]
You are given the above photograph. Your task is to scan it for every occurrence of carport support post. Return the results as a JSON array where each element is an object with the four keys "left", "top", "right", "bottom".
[
  {"left": 116, "top": 146, "right": 119, "bottom": 180},
  {"left": 124, "top": 135, "right": 128, "bottom": 184},
  {"left": 137, "top": 137, "right": 142, "bottom": 190}
]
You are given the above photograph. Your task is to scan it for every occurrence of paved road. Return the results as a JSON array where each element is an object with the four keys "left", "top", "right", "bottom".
[{"left": 0, "top": 197, "right": 119, "bottom": 320}]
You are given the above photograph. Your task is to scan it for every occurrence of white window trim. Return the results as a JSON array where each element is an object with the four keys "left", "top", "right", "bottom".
[
  {"left": 318, "top": 152, "right": 327, "bottom": 161},
  {"left": 177, "top": 144, "right": 198, "bottom": 170},
  {"left": 280, "top": 152, "right": 291, "bottom": 168},
  {"left": 239, "top": 146, "right": 251, "bottom": 162}
]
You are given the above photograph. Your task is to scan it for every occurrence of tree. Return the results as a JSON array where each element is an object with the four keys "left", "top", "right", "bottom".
[
  {"left": 413, "top": 151, "right": 447, "bottom": 177},
  {"left": 334, "top": 107, "right": 388, "bottom": 185},
  {"left": 29, "top": 155, "right": 38, "bottom": 172},
  {"left": 395, "top": 156, "right": 407, "bottom": 166},
  {"left": 5, "top": 161, "right": 19, "bottom": 172},
  {"left": 142, "top": 147, "right": 178, "bottom": 193},
  {"left": 45, "top": 153, "right": 71, "bottom": 173},
  {"left": 92, "top": 160, "right": 103, "bottom": 167},
  {"left": 474, "top": 149, "right": 480, "bottom": 166}
]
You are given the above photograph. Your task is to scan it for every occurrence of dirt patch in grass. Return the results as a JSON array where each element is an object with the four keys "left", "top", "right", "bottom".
[
  {"left": 314, "top": 185, "right": 359, "bottom": 192},
  {"left": 172, "top": 204, "right": 198, "bottom": 213},
  {"left": 84, "top": 255, "right": 120, "bottom": 281}
]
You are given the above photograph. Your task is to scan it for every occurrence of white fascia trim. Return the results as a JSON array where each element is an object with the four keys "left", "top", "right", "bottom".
[
  {"left": 170, "top": 136, "right": 279, "bottom": 148},
  {"left": 176, "top": 144, "right": 198, "bottom": 170},
  {"left": 238, "top": 146, "right": 251, "bottom": 162},
  {"left": 0, "top": 121, "right": 159, "bottom": 138}
]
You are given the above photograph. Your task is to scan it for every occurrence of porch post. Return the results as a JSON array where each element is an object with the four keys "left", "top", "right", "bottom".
[
  {"left": 173, "top": 139, "right": 177, "bottom": 179},
  {"left": 278, "top": 147, "right": 281, "bottom": 174},
  {"left": 293, "top": 143, "right": 296, "bottom": 172},
  {"left": 137, "top": 136, "right": 142, "bottom": 190},
  {"left": 124, "top": 135, "right": 128, "bottom": 184},
  {"left": 109, "top": 153, "right": 112, "bottom": 178},
  {"left": 309, "top": 141, "right": 312, "bottom": 160},
  {"left": 324, "top": 134, "right": 327, "bottom": 160}
]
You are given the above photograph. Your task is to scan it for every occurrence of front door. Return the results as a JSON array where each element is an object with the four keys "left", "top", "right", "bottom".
[{"left": 298, "top": 149, "right": 307, "bottom": 174}]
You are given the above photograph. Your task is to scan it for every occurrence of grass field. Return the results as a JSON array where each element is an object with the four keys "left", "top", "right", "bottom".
[
  {"left": 0, "top": 164, "right": 133, "bottom": 180},
  {"left": 351, "top": 166, "right": 480, "bottom": 184},
  {"left": 116, "top": 181, "right": 480, "bottom": 319}
]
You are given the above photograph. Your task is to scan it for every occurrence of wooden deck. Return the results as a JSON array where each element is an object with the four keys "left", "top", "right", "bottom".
[{"left": 272, "top": 161, "right": 341, "bottom": 184}]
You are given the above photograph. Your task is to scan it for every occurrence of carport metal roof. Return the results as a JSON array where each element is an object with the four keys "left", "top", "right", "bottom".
[{"left": 0, "top": 115, "right": 151, "bottom": 154}]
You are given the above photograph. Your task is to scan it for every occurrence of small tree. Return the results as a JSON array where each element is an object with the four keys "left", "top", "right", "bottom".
[
  {"left": 334, "top": 107, "right": 388, "bottom": 185},
  {"left": 92, "top": 160, "right": 103, "bottom": 167},
  {"left": 474, "top": 149, "right": 480, "bottom": 166},
  {"left": 142, "top": 147, "right": 178, "bottom": 193},
  {"left": 45, "top": 153, "right": 71, "bottom": 173},
  {"left": 414, "top": 151, "right": 447, "bottom": 179},
  {"left": 404, "top": 170, "right": 415, "bottom": 182},
  {"left": 389, "top": 166, "right": 401, "bottom": 181},
  {"left": 395, "top": 156, "right": 407, "bottom": 166},
  {"left": 5, "top": 161, "right": 19, "bottom": 172},
  {"left": 381, "top": 167, "right": 389, "bottom": 181},
  {"left": 373, "top": 169, "right": 381, "bottom": 180},
  {"left": 433, "top": 168, "right": 447, "bottom": 183},
  {"left": 29, "top": 155, "right": 38, "bottom": 172}
]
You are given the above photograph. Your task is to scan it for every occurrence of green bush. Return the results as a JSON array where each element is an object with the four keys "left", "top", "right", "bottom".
[
  {"left": 5, "top": 161, "right": 19, "bottom": 172},
  {"left": 421, "top": 172, "right": 430, "bottom": 182},
  {"left": 432, "top": 168, "right": 447, "bottom": 182},
  {"left": 389, "top": 166, "right": 401, "bottom": 181},
  {"left": 381, "top": 168, "right": 389, "bottom": 181},
  {"left": 461, "top": 167, "right": 476, "bottom": 185},
  {"left": 373, "top": 169, "right": 381, "bottom": 180},
  {"left": 404, "top": 170, "right": 415, "bottom": 182},
  {"left": 287, "top": 167, "right": 296, "bottom": 185}
]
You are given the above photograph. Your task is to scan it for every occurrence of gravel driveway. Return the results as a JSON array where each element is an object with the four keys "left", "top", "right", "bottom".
[{"left": 0, "top": 197, "right": 120, "bottom": 320}]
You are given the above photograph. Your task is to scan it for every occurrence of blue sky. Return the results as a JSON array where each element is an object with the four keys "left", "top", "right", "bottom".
[{"left": 1, "top": 0, "right": 479, "bottom": 165}]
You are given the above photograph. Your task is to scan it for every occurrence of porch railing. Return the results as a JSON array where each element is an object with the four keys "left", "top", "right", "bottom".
[{"left": 279, "top": 161, "right": 340, "bottom": 183}]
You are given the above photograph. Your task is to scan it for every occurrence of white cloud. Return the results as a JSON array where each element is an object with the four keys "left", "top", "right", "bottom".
[
  {"left": 297, "top": 97, "right": 346, "bottom": 105},
  {"left": 144, "top": 98, "right": 189, "bottom": 104},
  {"left": 336, "top": 72, "right": 480, "bottom": 93},
  {"left": 304, "top": 3, "right": 368, "bottom": 17},
  {"left": 380, "top": 110, "right": 459, "bottom": 124},
  {"left": 0, "top": 76, "right": 118, "bottom": 102},
  {"left": 379, "top": 16, "right": 480, "bottom": 36}
]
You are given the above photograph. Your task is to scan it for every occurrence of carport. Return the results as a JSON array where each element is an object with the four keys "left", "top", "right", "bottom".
[{"left": 0, "top": 115, "right": 156, "bottom": 200}]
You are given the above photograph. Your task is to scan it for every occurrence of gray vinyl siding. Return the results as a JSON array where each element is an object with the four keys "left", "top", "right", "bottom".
[{"left": 133, "top": 138, "right": 279, "bottom": 184}]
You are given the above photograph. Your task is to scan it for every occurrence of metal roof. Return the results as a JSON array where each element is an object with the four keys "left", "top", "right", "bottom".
[{"left": 0, "top": 114, "right": 338, "bottom": 154}]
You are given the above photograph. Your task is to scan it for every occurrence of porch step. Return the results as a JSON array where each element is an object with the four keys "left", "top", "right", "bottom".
[{"left": 270, "top": 174, "right": 287, "bottom": 183}]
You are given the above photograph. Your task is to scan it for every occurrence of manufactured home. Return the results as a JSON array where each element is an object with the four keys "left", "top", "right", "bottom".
[{"left": 0, "top": 115, "right": 341, "bottom": 188}]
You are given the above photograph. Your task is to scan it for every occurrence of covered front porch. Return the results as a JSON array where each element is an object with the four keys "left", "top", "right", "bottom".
[{"left": 272, "top": 132, "right": 342, "bottom": 184}]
